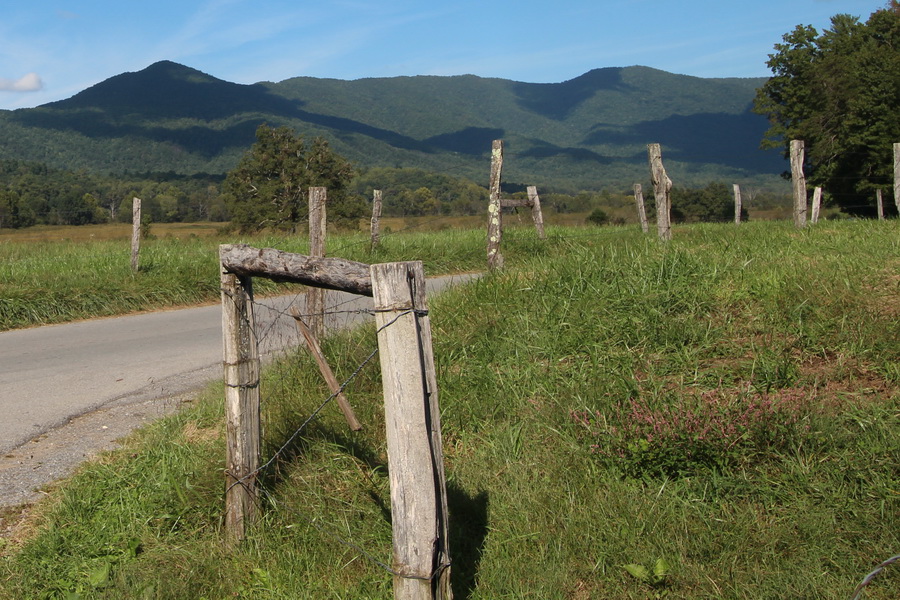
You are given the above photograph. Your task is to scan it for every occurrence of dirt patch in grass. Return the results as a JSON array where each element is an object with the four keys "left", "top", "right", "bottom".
[{"left": 798, "top": 354, "right": 896, "bottom": 401}]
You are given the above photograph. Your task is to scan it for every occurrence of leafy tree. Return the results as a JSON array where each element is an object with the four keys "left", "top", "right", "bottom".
[
  {"left": 754, "top": 2, "right": 900, "bottom": 216},
  {"left": 0, "top": 189, "right": 34, "bottom": 229},
  {"left": 222, "top": 125, "right": 357, "bottom": 232},
  {"left": 671, "top": 182, "right": 746, "bottom": 223}
]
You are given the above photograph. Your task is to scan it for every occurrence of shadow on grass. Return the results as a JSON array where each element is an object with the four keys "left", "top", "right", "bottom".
[
  {"left": 447, "top": 485, "right": 489, "bottom": 599},
  {"left": 266, "top": 428, "right": 490, "bottom": 598}
]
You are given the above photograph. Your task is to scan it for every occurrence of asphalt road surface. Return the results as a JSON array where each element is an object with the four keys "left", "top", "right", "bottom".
[{"left": 0, "top": 274, "right": 474, "bottom": 508}]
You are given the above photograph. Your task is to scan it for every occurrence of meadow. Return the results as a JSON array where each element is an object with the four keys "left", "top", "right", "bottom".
[{"left": 0, "top": 219, "right": 898, "bottom": 599}]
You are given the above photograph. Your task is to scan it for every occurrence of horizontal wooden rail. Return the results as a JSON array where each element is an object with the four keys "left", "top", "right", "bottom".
[{"left": 219, "top": 244, "right": 373, "bottom": 297}]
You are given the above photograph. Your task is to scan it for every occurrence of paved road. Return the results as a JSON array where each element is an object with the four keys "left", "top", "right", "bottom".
[{"left": 0, "top": 274, "right": 474, "bottom": 507}]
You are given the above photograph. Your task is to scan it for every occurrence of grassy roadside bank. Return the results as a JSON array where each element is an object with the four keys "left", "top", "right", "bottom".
[
  {"left": 0, "top": 221, "right": 496, "bottom": 332},
  {"left": 1, "top": 220, "right": 898, "bottom": 598}
]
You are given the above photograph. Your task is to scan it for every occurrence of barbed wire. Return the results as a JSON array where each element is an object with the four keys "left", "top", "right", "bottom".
[
  {"left": 849, "top": 554, "right": 900, "bottom": 600},
  {"left": 222, "top": 300, "right": 454, "bottom": 582}
]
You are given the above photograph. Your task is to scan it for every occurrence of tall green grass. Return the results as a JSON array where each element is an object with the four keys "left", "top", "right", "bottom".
[
  {"left": 0, "top": 225, "right": 501, "bottom": 331},
  {"left": 1, "top": 220, "right": 897, "bottom": 598}
]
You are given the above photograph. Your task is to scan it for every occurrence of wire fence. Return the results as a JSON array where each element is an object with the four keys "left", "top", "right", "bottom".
[{"left": 223, "top": 261, "right": 454, "bottom": 584}]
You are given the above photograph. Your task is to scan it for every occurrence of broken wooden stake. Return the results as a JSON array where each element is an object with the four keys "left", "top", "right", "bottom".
[
  {"left": 790, "top": 140, "right": 807, "bottom": 228},
  {"left": 648, "top": 143, "right": 673, "bottom": 241},
  {"left": 290, "top": 307, "right": 362, "bottom": 431}
]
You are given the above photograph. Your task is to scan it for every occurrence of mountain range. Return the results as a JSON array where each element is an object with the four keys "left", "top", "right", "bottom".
[{"left": 0, "top": 60, "right": 784, "bottom": 191}]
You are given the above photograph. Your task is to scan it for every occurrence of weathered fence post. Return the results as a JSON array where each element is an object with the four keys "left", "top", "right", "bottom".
[
  {"left": 220, "top": 247, "right": 261, "bottom": 545},
  {"left": 371, "top": 189, "right": 383, "bottom": 249},
  {"left": 876, "top": 189, "right": 885, "bottom": 220},
  {"left": 487, "top": 140, "right": 504, "bottom": 270},
  {"left": 648, "top": 143, "right": 672, "bottom": 241},
  {"left": 811, "top": 187, "right": 823, "bottom": 224},
  {"left": 371, "top": 261, "right": 451, "bottom": 600},
  {"left": 308, "top": 187, "right": 327, "bottom": 339},
  {"left": 733, "top": 184, "right": 742, "bottom": 225},
  {"left": 526, "top": 186, "right": 546, "bottom": 239},
  {"left": 893, "top": 143, "right": 900, "bottom": 214},
  {"left": 790, "top": 140, "right": 807, "bottom": 228},
  {"left": 634, "top": 183, "right": 649, "bottom": 233},
  {"left": 131, "top": 197, "right": 141, "bottom": 272}
]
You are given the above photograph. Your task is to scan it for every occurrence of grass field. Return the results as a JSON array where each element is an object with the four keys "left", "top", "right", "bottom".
[{"left": 0, "top": 219, "right": 898, "bottom": 599}]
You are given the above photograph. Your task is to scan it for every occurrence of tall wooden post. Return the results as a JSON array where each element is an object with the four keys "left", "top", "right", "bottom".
[
  {"left": 487, "top": 140, "right": 504, "bottom": 270},
  {"left": 733, "top": 184, "right": 742, "bottom": 224},
  {"left": 811, "top": 187, "right": 823, "bottom": 224},
  {"left": 526, "top": 186, "right": 546, "bottom": 240},
  {"left": 131, "top": 197, "right": 141, "bottom": 272},
  {"left": 648, "top": 143, "right": 672, "bottom": 241},
  {"left": 371, "top": 189, "right": 383, "bottom": 249},
  {"left": 790, "top": 140, "right": 807, "bottom": 228},
  {"left": 876, "top": 189, "right": 885, "bottom": 220},
  {"left": 634, "top": 183, "right": 649, "bottom": 233},
  {"left": 308, "top": 187, "right": 327, "bottom": 339},
  {"left": 371, "top": 261, "right": 451, "bottom": 600},
  {"left": 893, "top": 143, "right": 900, "bottom": 215},
  {"left": 220, "top": 249, "right": 260, "bottom": 545}
]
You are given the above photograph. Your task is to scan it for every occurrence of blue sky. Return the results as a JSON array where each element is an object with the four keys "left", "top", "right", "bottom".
[{"left": 0, "top": 0, "right": 886, "bottom": 110}]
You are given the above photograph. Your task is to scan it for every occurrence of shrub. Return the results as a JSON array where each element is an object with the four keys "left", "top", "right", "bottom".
[
  {"left": 586, "top": 208, "right": 609, "bottom": 226},
  {"left": 572, "top": 385, "right": 815, "bottom": 478}
]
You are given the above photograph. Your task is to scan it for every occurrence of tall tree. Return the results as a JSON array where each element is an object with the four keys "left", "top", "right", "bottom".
[
  {"left": 222, "top": 124, "right": 358, "bottom": 232},
  {"left": 754, "top": 2, "right": 900, "bottom": 216}
]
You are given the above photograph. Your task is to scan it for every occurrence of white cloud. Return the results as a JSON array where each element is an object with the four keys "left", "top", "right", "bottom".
[{"left": 0, "top": 73, "right": 43, "bottom": 92}]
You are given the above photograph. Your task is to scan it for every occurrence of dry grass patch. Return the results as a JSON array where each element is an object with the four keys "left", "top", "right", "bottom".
[{"left": 181, "top": 421, "right": 222, "bottom": 444}]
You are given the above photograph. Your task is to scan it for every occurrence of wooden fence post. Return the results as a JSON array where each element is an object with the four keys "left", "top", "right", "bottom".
[
  {"left": 811, "top": 187, "right": 823, "bottom": 224},
  {"left": 893, "top": 143, "right": 900, "bottom": 215},
  {"left": 634, "top": 183, "right": 649, "bottom": 233},
  {"left": 876, "top": 189, "right": 885, "bottom": 220},
  {"left": 371, "top": 189, "right": 383, "bottom": 249},
  {"left": 790, "top": 140, "right": 807, "bottom": 228},
  {"left": 648, "top": 143, "right": 672, "bottom": 241},
  {"left": 308, "top": 187, "right": 327, "bottom": 339},
  {"left": 371, "top": 261, "right": 451, "bottom": 599},
  {"left": 131, "top": 197, "right": 141, "bottom": 272},
  {"left": 733, "top": 184, "right": 742, "bottom": 225},
  {"left": 526, "top": 186, "right": 546, "bottom": 239},
  {"left": 220, "top": 248, "right": 261, "bottom": 545},
  {"left": 487, "top": 140, "right": 504, "bottom": 270}
]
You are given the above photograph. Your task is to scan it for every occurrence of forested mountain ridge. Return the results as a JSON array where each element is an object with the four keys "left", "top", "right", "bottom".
[{"left": 0, "top": 60, "right": 780, "bottom": 191}]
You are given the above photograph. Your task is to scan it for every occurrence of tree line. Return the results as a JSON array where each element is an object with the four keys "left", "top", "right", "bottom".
[
  {"left": 0, "top": 141, "right": 785, "bottom": 233},
  {"left": 0, "top": 160, "right": 228, "bottom": 229},
  {"left": 754, "top": 1, "right": 900, "bottom": 216}
]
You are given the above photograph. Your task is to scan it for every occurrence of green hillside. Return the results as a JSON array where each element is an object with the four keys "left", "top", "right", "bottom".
[{"left": 0, "top": 61, "right": 782, "bottom": 191}]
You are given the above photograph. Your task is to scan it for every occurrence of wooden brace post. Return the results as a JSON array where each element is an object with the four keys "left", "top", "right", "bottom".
[{"left": 290, "top": 307, "right": 362, "bottom": 431}]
